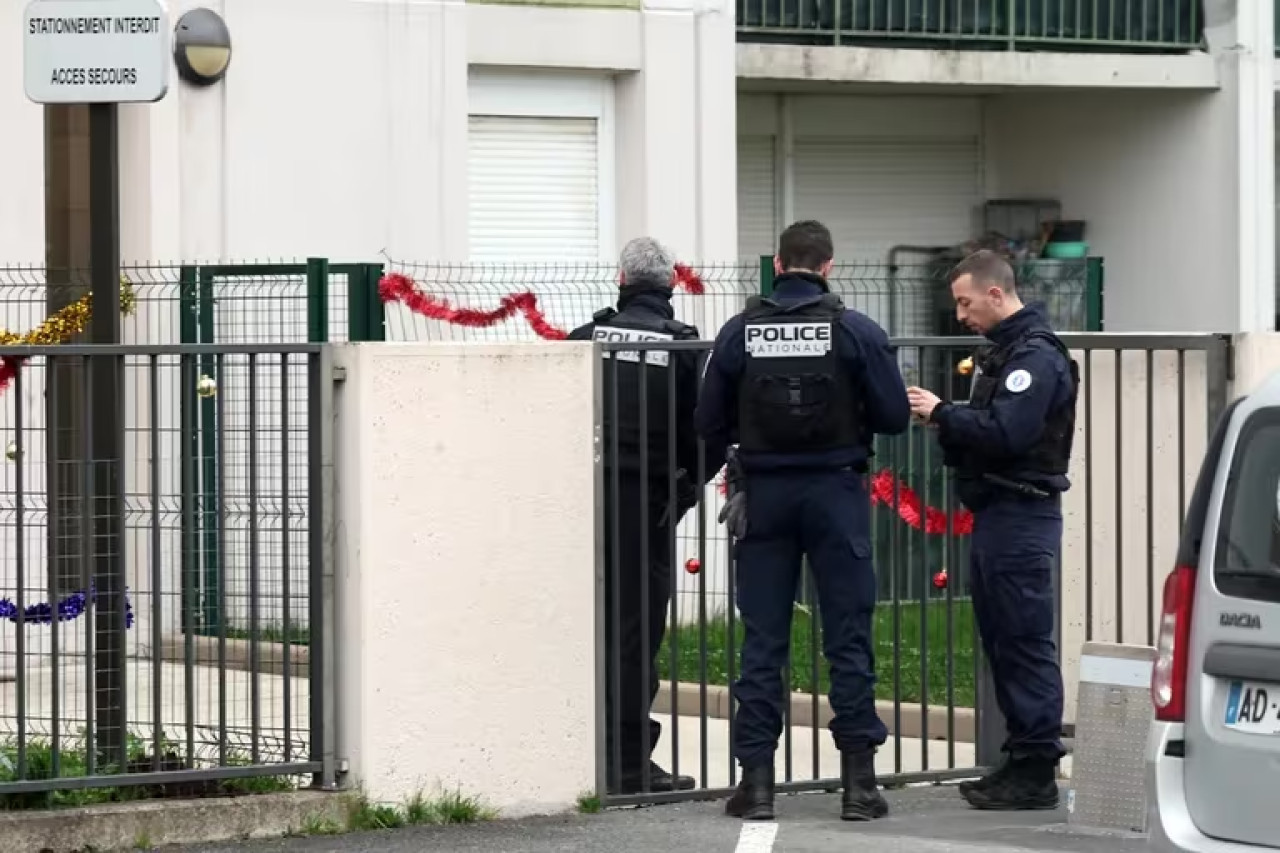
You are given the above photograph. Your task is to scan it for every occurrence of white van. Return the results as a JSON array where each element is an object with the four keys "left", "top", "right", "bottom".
[{"left": 1146, "top": 379, "right": 1280, "bottom": 852}]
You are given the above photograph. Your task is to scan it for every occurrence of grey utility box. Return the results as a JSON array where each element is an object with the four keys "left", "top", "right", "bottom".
[{"left": 1067, "top": 641, "right": 1156, "bottom": 833}]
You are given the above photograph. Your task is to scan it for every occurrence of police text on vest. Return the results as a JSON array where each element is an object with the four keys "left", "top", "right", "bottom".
[
  {"left": 745, "top": 323, "right": 832, "bottom": 358},
  {"left": 593, "top": 327, "right": 672, "bottom": 366}
]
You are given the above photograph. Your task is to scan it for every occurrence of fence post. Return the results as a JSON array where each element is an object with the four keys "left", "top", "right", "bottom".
[
  {"left": 759, "top": 255, "right": 774, "bottom": 296},
  {"left": 306, "top": 258, "right": 331, "bottom": 343},
  {"left": 178, "top": 267, "right": 198, "bottom": 629},
  {"left": 347, "top": 263, "right": 386, "bottom": 342},
  {"left": 1085, "top": 258, "right": 1105, "bottom": 331},
  {"left": 309, "top": 345, "right": 339, "bottom": 789},
  {"left": 197, "top": 267, "right": 220, "bottom": 633},
  {"left": 975, "top": 653, "right": 1005, "bottom": 768}
]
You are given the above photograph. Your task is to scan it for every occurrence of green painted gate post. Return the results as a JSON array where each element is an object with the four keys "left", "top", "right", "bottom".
[
  {"left": 759, "top": 255, "right": 775, "bottom": 296},
  {"left": 306, "top": 258, "right": 330, "bottom": 343},
  {"left": 179, "top": 266, "right": 199, "bottom": 636},
  {"left": 1085, "top": 258, "right": 1105, "bottom": 331},
  {"left": 347, "top": 263, "right": 386, "bottom": 342},
  {"left": 197, "top": 267, "right": 220, "bottom": 633}
]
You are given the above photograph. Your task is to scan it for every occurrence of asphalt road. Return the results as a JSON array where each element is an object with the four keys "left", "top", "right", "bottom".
[{"left": 169, "top": 785, "right": 1149, "bottom": 853}]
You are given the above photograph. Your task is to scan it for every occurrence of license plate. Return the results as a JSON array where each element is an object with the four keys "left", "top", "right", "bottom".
[{"left": 1224, "top": 681, "right": 1280, "bottom": 734}]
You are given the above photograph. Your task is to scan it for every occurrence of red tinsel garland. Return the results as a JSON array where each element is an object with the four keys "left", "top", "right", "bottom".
[
  {"left": 379, "top": 273, "right": 568, "bottom": 340},
  {"left": 714, "top": 467, "right": 972, "bottom": 537},
  {"left": 379, "top": 263, "right": 705, "bottom": 340},
  {"left": 870, "top": 469, "right": 973, "bottom": 536},
  {"left": 0, "top": 358, "right": 22, "bottom": 394}
]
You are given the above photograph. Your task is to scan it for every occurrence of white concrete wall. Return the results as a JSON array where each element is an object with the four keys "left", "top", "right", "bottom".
[
  {"left": 1230, "top": 332, "right": 1280, "bottom": 397},
  {"left": 334, "top": 341, "right": 599, "bottom": 814},
  {"left": 983, "top": 90, "right": 1236, "bottom": 333}
]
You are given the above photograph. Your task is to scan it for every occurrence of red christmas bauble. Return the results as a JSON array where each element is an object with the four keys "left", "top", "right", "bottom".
[
  {"left": 932, "top": 569, "right": 949, "bottom": 590},
  {"left": 685, "top": 558, "right": 701, "bottom": 575}
]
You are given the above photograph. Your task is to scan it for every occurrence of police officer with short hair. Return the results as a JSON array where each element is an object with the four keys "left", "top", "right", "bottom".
[
  {"left": 695, "top": 220, "right": 911, "bottom": 822},
  {"left": 569, "top": 236, "right": 720, "bottom": 795},
  {"left": 906, "top": 249, "right": 1078, "bottom": 810}
]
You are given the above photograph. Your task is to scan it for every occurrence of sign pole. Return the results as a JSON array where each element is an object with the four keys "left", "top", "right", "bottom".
[
  {"left": 25, "top": 0, "right": 171, "bottom": 771},
  {"left": 87, "top": 100, "right": 125, "bottom": 770}
]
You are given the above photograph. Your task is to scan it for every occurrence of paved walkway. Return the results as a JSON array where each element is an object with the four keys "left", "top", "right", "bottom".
[{"left": 172, "top": 784, "right": 1145, "bottom": 853}]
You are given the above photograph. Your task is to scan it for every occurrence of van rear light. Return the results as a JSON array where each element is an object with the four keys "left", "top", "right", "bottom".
[{"left": 1152, "top": 565, "right": 1196, "bottom": 722}]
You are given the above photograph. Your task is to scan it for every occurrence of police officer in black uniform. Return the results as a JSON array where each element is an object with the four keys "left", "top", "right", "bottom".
[
  {"left": 695, "top": 220, "right": 910, "bottom": 822},
  {"left": 906, "top": 249, "right": 1078, "bottom": 810},
  {"left": 568, "top": 236, "right": 720, "bottom": 795}
]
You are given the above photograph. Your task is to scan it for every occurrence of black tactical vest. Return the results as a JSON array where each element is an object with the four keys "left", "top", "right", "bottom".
[
  {"left": 736, "top": 294, "right": 863, "bottom": 454},
  {"left": 965, "top": 329, "right": 1079, "bottom": 477},
  {"left": 592, "top": 306, "right": 698, "bottom": 473}
]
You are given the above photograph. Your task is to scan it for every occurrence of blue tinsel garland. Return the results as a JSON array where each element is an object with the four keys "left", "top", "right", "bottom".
[{"left": 0, "top": 584, "right": 135, "bottom": 628}]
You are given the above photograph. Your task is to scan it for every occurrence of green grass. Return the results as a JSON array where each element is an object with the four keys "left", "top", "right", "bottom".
[
  {"left": 655, "top": 599, "right": 977, "bottom": 709},
  {"left": 341, "top": 789, "right": 498, "bottom": 832},
  {"left": 220, "top": 624, "right": 311, "bottom": 646},
  {"left": 219, "top": 599, "right": 977, "bottom": 707},
  {"left": 0, "top": 735, "right": 299, "bottom": 811}
]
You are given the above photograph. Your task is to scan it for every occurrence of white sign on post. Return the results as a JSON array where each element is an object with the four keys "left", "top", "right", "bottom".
[{"left": 23, "top": 0, "right": 171, "bottom": 104}]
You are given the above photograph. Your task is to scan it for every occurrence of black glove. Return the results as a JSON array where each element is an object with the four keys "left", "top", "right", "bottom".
[
  {"left": 658, "top": 469, "right": 701, "bottom": 527},
  {"left": 718, "top": 447, "right": 748, "bottom": 540}
]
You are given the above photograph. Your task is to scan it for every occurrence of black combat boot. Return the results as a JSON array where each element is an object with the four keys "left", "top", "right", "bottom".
[
  {"left": 961, "top": 754, "right": 1058, "bottom": 810},
  {"left": 840, "top": 750, "right": 889, "bottom": 821},
  {"left": 958, "top": 753, "right": 1012, "bottom": 797},
  {"left": 611, "top": 761, "right": 696, "bottom": 795},
  {"left": 725, "top": 764, "right": 775, "bottom": 821}
]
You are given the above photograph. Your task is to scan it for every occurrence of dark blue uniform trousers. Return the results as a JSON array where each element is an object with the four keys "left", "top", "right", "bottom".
[
  {"left": 969, "top": 498, "right": 1066, "bottom": 760},
  {"left": 733, "top": 468, "right": 887, "bottom": 768}
]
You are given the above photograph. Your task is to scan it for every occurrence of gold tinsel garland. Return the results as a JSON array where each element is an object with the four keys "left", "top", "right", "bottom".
[{"left": 0, "top": 274, "right": 137, "bottom": 346}]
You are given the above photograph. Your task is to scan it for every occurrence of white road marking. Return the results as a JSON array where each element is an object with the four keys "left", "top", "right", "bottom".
[{"left": 734, "top": 822, "right": 778, "bottom": 853}]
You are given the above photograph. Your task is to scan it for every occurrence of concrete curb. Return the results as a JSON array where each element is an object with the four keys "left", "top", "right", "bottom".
[
  {"left": 149, "top": 634, "right": 309, "bottom": 678},
  {"left": 653, "top": 682, "right": 977, "bottom": 743},
  {"left": 0, "top": 791, "right": 350, "bottom": 853}
]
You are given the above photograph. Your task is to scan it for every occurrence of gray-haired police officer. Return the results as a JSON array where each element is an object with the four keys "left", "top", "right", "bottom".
[
  {"left": 695, "top": 220, "right": 911, "bottom": 822},
  {"left": 906, "top": 249, "right": 1078, "bottom": 811},
  {"left": 568, "top": 236, "right": 721, "bottom": 795}
]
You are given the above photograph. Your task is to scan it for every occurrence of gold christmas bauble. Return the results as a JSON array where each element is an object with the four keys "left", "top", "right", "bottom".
[
  {"left": 196, "top": 375, "right": 218, "bottom": 398},
  {"left": 956, "top": 356, "right": 974, "bottom": 376}
]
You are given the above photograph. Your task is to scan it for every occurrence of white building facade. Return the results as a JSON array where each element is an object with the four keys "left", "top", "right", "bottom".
[{"left": 0, "top": 0, "right": 1275, "bottom": 334}]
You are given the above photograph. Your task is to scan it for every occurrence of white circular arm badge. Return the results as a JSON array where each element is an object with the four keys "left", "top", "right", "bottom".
[{"left": 1005, "top": 369, "right": 1033, "bottom": 393}]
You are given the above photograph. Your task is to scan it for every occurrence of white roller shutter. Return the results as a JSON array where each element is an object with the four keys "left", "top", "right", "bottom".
[
  {"left": 468, "top": 115, "right": 600, "bottom": 260},
  {"left": 793, "top": 137, "right": 981, "bottom": 336},
  {"left": 737, "top": 136, "right": 777, "bottom": 260}
]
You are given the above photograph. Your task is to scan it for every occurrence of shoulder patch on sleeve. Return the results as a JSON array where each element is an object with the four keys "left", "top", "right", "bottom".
[{"left": 1005, "top": 368, "right": 1033, "bottom": 394}]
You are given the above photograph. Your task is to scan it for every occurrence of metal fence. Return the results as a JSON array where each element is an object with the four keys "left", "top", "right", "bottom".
[
  {"left": 375, "top": 256, "right": 1101, "bottom": 344},
  {"left": 0, "top": 256, "right": 1100, "bottom": 645},
  {"left": 591, "top": 331, "right": 1229, "bottom": 806},
  {"left": 0, "top": 343, "right": 335, "bottom": 800},
  {"left": 0, "top": 256, "right": 1103, "bottom": 348},
  {"left": 735, "top": 0, "right": 1204, "bottom": 52}
]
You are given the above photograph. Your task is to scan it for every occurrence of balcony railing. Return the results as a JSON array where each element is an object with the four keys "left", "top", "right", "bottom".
[{"left": 737, "top": 0, "right": 1204, "bottom": 53}]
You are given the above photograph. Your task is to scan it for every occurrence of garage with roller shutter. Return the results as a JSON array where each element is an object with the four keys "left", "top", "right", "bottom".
[{"left": 736, "top": 93, "right": 984, "bottom": 336}]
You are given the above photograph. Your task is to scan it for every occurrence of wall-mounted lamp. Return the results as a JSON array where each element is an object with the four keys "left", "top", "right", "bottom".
[{"left": 173, "top": 8, "right": 232, "bottom": 86}]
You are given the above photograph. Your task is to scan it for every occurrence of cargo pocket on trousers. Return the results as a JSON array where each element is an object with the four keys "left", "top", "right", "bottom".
[{"left": 988, "top": 558, "right": 1055, "bottom": 639}]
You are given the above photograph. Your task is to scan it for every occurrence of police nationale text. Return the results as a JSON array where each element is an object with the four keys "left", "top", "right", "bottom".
[{"left": 745, "top": 323, "right": 833, "bottom": 358}]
